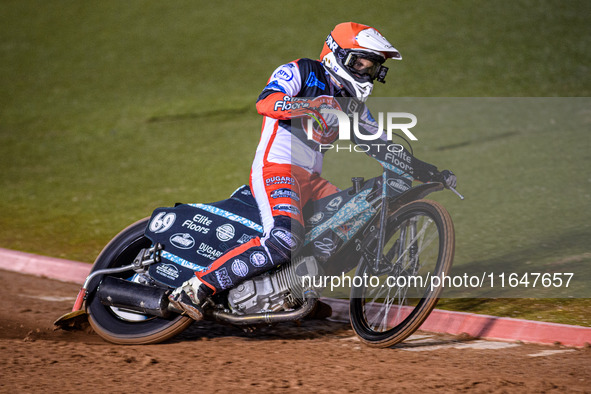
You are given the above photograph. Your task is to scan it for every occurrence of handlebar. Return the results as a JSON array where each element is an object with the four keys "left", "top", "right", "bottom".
[{"left": 448, "top": 186, "right": 465, "bottom": 200}]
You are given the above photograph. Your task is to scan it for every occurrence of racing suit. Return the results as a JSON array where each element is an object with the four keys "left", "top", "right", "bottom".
[{"left": 196, "top": 58, "right": 366, "bottom": 293}]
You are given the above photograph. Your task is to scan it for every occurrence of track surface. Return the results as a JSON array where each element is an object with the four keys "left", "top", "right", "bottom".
[{"left": 1, "top": 270, "right": 589, "bottom": 393}]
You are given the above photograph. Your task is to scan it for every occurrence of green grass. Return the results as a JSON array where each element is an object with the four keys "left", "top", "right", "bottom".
[
  {"left": 437, "top": 298, "right": 591, "bottom": 327},
  {"left": 1, "top": 1, "right": 589, "bottom": 325}
]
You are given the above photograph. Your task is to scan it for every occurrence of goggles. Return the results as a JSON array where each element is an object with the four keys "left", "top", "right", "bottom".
[{"left": 344, "top": 51, "right": 389, "bottom": 83}]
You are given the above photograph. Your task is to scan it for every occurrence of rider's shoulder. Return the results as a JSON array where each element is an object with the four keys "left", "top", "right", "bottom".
[
  {"left": 292, "top": 58, "right": 323, "bottom": 69},
  {"left": 290, "top": 58, "right": 327, "bottom": 78},
  {"left": 270, "top": 59, "right": 324, "bottom": 81}
]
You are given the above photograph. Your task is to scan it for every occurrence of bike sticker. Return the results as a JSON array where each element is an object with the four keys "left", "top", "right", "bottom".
[
  {"left": 215, "top": 268, "right": 233, "bottom": 289},
  {"left": 149, "top": 212, "right": 176, "bottom": 234},
  {"left": 307, "top": 212, "right": 324, "bottom": 225},
  {"left": 160, "top": 251, "right": 209, "bottom": 272},
  {"left": 196, "top": 242, "right": 224, "bottom": 261},
  {"left": 169, "top": 233, "right": 195, "bottom": 250},
  {"left": 189, "top": 203, "right": 263, "bottom": 233},
  {"left": 216, "top": 224, "right": 235, "bottom": 242},
  {"left": 155, "top": 263, "right": 180, "bottom": 280},
  {"left": 387, "top": 178, "right": 411, "bottom": 193},
  {"left": 313, "top": 237, "right": 338, "bottom": 256},
  {"left": 378, "top": 161, "right": 414, "bottom": 180},
  {"left": 231, "top": 259, "right": 249, "bottom": 277},
  {"left": 181, "top": 213, "right": 212, "bottom": 235},
  {"left": 305, "top": 189, "right": 374, "bottom": 245},
  {"left": 326, "top": 196, "right": 343, "bottom": 212},
  {"left": 237, "top": 234, "right": 254, "bottom": 244},
  {"left": 249, "top": 251, "right": 267, "bottom": 267}
]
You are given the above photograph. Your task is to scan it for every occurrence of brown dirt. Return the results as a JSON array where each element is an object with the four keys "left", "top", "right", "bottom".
[{"left": 0, "top": 269, "right": 590, "bottom": 393}]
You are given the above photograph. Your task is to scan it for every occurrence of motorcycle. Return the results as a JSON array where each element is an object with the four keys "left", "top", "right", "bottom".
[{"left": 55, "top": 137, "right": 463, "bottom": 348}]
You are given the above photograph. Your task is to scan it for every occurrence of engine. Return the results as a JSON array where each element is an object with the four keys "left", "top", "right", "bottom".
[{"left": 227, "top": 256, "right": 323, "bottom": 315}]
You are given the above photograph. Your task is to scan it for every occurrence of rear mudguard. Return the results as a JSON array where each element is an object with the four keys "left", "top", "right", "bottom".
[{"left": 144, "top": 185, "right": 263, "bottom": 288}]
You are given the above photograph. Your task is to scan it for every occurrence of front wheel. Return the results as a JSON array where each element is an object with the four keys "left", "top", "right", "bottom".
[
  {"left": 350, "top": 199, "right": 455, "bottom": 348},
  {"left": 86, "top": 218, "right": 193, "bottom": 344}
]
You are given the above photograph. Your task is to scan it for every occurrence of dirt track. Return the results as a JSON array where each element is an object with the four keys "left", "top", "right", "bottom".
[{"left": 0, "top": 269, "right": 589, "bottom": 393}]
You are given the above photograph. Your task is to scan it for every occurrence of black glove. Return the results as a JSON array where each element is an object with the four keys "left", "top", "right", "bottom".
[{"left": 441, "top": 170, "right": 457, "bottom": 189}]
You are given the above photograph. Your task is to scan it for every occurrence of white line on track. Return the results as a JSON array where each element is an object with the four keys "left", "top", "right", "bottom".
[
  {"left": 527, "top": 349, "right": 577, "bottom": 357},
  {"left": 19, "top": 294, "right": 76, "bottom": 302},
  {"left": 400, "top": 340, "right": 520, "bottom": 352}
]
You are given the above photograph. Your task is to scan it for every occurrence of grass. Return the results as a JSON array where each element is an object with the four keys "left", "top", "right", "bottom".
[
  {"left": 437, "top": 298, "right": 591, "bottom": 327},
  {"left": 1, "top": 0, "right": 589, "bottom": 325}
]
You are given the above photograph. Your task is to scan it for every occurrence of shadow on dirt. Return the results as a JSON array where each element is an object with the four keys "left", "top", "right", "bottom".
[{"left": 170, "top": 318, "right": 354, "bottom": 343}]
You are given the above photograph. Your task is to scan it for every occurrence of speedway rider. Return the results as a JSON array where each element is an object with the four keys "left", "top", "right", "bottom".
[{"left": 169, "top": 22, "right": 457, "bottom": 320}]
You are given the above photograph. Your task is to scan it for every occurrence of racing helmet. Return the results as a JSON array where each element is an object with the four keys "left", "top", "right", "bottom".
[{"left": 320, "top": 22, "right": 401, "bottom": 101}]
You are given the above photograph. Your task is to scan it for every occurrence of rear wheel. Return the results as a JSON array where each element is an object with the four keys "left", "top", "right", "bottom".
[
  {"left": 86, "top": 218, "right": 192, "bottom": 344},
  {"left": 350, "top": 199, "right": 455, "bottom": 347}
]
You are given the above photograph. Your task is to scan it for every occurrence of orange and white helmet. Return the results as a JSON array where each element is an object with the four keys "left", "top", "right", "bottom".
[{"left": 320, "top": 22, "right": 401, "bottom": 101}]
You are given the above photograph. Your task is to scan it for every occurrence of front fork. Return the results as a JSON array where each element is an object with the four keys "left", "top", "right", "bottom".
[
  {"left": 370, "top": 172, "right": 420, "bottom": 276},
  {"left": 372, "top": 172, "right": 390, "bottom": 273}
]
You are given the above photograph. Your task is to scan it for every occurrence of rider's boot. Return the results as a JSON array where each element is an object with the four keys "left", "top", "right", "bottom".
[{"left": 168, "top": 276, "right": 212, "bottom": 321}]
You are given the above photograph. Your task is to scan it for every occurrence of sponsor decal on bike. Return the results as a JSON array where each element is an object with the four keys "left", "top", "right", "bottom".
[
  {"left": 326, "top": 196, "right": 343, "bottom": 212},
  {"left": 354, "top": 193, "right": 368, "bottom": 203},
  {"left": 272, "top": 204, "right": 301, "bottom": 215},
  {"left": 305, "top": 189, "right": 374, "bottom": 245},
  {"left": 149, "top": 212, "right": 176, "bottom": 234},
  {"left": 384, "top": 150, "right": 414, "bottom": 174},
  {"left": 313, "top": 237, "right": 338, "bottom": 256},
  {"left": 182, "top": 214, "right": 212, "bottom": 235},
  {"left": 160, "top": 251, "right": 208, "bottom": 272},
  {"left": 169, "top": 233, "right": 195, "bottom": 250},
  {"left": 215, "top": 267, "right": 233, "bottom": 290},
  {"left": 237, "top": 234, "right": 254, "bottom": 244},
  {"left": 307, "top": 212, "right": 324, "bottom": 225},
  {"left": 216, "top": 224, "right": 235, "bottom": 242},
  {"left": 249, "top": 251, "right": 267, "bottom": 267},
  {"left": 155, "top": 263, "right": 180, "bottom": 280},
  {"left": 387, "top": 178, "right": 410, "bottom": 193},
  {"left": 189, "top": 203, "right": 264, "bottom": 234},
  {"left": 231, "top": 259, "right": 249, "bottom": 277},
  {"left": 271, "top": 229, "right": 296, "bottom": 250},
  {"left": 336, "top": 224, "right": 352, "bottom": 236},
  {"left": 196, "top": 242, "right": 223, "bottom": 260},
  {"left": 265, "top": 176, "right": 295, "bottom": 186},
  {"left": 270, "top": 188, "right": 300, "bottom": 201},
  {"left": 380, "top": 161, "right": 414, "bottom": 180}
]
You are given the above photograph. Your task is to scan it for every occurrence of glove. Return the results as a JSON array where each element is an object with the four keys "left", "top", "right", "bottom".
[
  {"left": 292, "top": 96, "right": 342, "bottom": 144},
  {"left": 291, "top": 96, "right": 341, "bottom": 127},
  {"left": 291, "top": 96, "right": 340, "bottom": 115},
  {"left": 441, "top": 170, "right": 457, "bottom": 189}
]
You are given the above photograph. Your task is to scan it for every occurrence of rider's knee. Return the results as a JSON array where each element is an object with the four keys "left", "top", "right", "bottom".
[{"left": 263, "top": 216, "right": 304, "bottom": 263}]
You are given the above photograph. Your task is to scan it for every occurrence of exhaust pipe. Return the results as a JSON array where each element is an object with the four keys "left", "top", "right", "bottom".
[
  {"left": 98, "top": 277, "right": 318, "bottom": 325},
  {"left": 97, "top": 276, "right": 173, "bottom": 318},
  {"left": 210, "top": 290, "right": 318, "bottom": 325}
]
